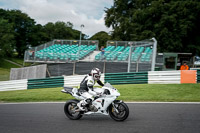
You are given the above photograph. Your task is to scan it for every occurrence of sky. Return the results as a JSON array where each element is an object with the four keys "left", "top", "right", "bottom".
[{"left": 0, "top": 0, "right": 113, "bottom": 37}]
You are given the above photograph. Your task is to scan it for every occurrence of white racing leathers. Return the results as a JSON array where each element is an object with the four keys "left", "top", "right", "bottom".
[{"left": 77, "top": 74, "right": 104, "bottom": 110}]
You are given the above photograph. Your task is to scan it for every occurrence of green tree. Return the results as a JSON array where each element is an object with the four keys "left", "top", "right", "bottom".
[
  {"left": 44, "top": 21, "right": 82, "bottom": 40},
  {"left": 0, "top": 18, "right": 15, "bottom": 57},
  {"left": 29, "top": 24, "right": 49, "bottom": 47},
  {"left": 105, "top": 0, "right": 200, "bottom": 55},
  {"left": 6, "top": 10, "right": 37, "bottom": 57},
  {"left": 89, "top": 31, "right": 111, "bottom": 47},
  {"left": 0, "top": 8, "right": 88, "bottom": 58}
]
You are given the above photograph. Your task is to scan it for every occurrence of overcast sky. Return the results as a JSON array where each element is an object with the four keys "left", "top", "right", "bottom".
[{"left": 0, "top": 0, "right": 113, "bottom": 37}]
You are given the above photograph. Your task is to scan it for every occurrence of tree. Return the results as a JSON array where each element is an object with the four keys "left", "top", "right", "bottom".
[
  {"left": 44, "top": 21, "right": 82, "bottom": 40},
  {"left": 105, "top": 0, "right": 200, "bottom": 55},
  {"left": 0, "top": 18, "right": 15, "bottom": 57},
  {"left": 29, "top": 24, "right": 49, "bottom": 47},
  {"left": 89, "top": 31, "right": 111, "bottom": 47},
  {"left": 5, "top": 10, "right": 37, "bottom": 57},
  {"left": 0, "top": 8, "right": 88, "bottom": 58}
]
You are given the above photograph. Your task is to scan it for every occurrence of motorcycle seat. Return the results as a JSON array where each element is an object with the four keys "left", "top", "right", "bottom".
[{"left": 64, "top": 87, "right": 73, "bottom": 92}]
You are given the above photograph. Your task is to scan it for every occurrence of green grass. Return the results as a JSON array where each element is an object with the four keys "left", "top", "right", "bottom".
[
  {"left": 0, "top": 58, "right": 21, "bottom": 69},
  {"left": 0, "top": 87, "right": 72, "bottom": 102},
  {"left": 0, "top": 59, "right": 21, "bottom": 81},
  {"left": 0, "top": 84, "right": 200, "bottom": 102},
  {"left": 118, "top": 84, "right": 200, "bottom": 102},
  {"left": 5, "top": 57, "right": 24, "bottom": 66},
  {"left": 0, "top": 68, "right": 10, "bottom": 81}
]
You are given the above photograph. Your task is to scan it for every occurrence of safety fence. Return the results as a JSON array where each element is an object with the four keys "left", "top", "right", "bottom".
[
  {"left": 148, "top": 71, "right": 181, "bottom": 84},
  {"left": 105, "top": 70, "right": 198, "bottom": 84},
  {"left": 105, "top": 72, "right": 148, "bottom": 85},
  {"left": 0, "top": 70, "right": 198, "bottom": 91},
  {"left": 28, "top": 76, "right": 64, "bottom": 89},
  {"left": 63, "top": 74, "right": 105, "bottom": 87},
  {"left": 197, "top": 70, "right": 200, "bottom": 83},
  {"left": 0, "top": 79, "right": 27, "bottom": 91}
]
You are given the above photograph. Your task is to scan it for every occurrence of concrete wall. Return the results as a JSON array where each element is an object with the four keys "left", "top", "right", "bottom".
[{"left": 10, "top": 64, "right": 47, "bottom": 80}]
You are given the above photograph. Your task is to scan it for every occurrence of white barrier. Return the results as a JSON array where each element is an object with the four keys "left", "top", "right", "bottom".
[
  {"left": 64, "top": 74, "right": 105, "bottom": 87},
  {"left": 0, "top": 79, "right": 28, "bottom": 91},
  {"left": 148, "top": 71, "right": 181, "bottom": 84},
  {"left": 0, "top": 70, "right": 194, "bottom": 92},
  {"left": 0, "top": 74, "right": 105, "bottom": 91}
]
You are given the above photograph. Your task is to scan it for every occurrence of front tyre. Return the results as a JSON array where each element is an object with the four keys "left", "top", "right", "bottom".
[
  {"left": 109, "top": 101, "right": 129, "bottom": 121},
  {"left": 64, "top": 99, "right": 83, "bottom": 120}
]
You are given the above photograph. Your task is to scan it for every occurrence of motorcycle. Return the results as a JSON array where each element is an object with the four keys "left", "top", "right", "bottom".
[{"left": 61, "top": 83, "right": 129, "bottom": 121}]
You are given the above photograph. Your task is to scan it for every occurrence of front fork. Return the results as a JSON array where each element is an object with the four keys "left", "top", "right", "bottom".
[{"left": 111, "top": 100, "right": 122, "bottom": 114}]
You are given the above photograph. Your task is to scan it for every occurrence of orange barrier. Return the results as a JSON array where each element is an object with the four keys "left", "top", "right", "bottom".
[{"left": 181, "top": 70, "right": 197, "bottom": 83}]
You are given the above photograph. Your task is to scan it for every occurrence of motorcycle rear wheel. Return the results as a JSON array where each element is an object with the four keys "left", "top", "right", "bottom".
[
  {"left": 64, "top": 99, "right": 83, "bottom": 120},
  {"left": 109, "top": 101, "right": 129, "bottom": 121}
]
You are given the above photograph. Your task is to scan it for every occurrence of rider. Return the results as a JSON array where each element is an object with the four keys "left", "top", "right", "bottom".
[{"left": 77, "top": 68, "right": 104, "bottom": 111}]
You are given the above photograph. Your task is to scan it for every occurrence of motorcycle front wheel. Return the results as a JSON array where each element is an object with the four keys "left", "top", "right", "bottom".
[
  {"left": 109, "top": 101, "right": 129, "bottom": 121},
  {"left": 64, "top": 99, "right": 83, "bottom": 120}
]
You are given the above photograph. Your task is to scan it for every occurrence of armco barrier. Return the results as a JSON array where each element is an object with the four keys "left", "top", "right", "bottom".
[
  {"left": 28, "top": 76, "right": 64, "bottom": 89},
  {"left": 64, "top": 74, "right": 105, "bottom": 87},
  {"left": 0, "top": 70, "right": 199, "bottom": 91},
  {"left": 148, "top": 71, "right": 181, "bottom": 84},
  {"left": 105, "top": 72, "right": 148, "bottom": 85},
  {"left": 197, "top": 70, "right": 200, "bottom": 83},
  {"left": 0, "top": 79, "right": 27, "bottom": 91},
  {"left": 64, "top": 75, "right": 86, "bottom": 87}
]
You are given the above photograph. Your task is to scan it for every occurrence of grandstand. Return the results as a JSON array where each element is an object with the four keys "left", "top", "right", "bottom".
[
  {"left": 24, "top": 38, "right": 157, "bottom": 74},
  {"left": 24, "top": 40, "right": 99, "bottom": 63},
  {"left": 95, "top": 41, "right": 154, "bottom": 63}
]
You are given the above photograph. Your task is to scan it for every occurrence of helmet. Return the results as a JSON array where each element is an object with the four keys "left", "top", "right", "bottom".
[{"left": 91, "top": 68, "right": 101, "bottom": 80}]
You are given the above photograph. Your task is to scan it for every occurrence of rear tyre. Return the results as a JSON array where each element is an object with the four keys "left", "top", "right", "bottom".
[
  {"left": 109, "top": 101, "right": 129, "bottom": 121},
  {"left": 64, "top": 99, "right": 83, "bottom": 120}
]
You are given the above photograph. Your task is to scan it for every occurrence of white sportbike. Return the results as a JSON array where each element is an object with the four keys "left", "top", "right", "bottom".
[{"left": 61, "top": 83, "right": 129, "bottom": 121}]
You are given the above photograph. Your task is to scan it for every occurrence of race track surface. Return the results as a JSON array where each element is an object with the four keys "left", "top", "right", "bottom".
[{"left": 0, "top": 102, "right": 200, "bottom": 133}]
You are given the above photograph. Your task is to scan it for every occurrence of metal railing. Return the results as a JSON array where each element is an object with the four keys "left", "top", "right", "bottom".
[
  {"left": 24, "top": 39, "right": 99, "bottom": 63},
  {"left": 24, "top": 38, "right": 158, "bottom": 73}
]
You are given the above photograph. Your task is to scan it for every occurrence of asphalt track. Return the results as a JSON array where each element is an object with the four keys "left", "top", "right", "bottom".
[{"left": 0, "top": 102, "right": 200, "bottom": 133}]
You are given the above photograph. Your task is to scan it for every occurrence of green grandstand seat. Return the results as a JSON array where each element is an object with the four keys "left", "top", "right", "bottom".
[
  {"left": 95, "top": 54, "right": 100, "bottom": 60},
  {"left": 34, "top": 44, "right": 97, "bottom": 62},
  {"left": 53, "top": 53, "right": 58, "bottom": 60},
  {"left": 59, "top": 53, "right": 65, "bottom": 60},
  {"left": 48, "top": 53, "right": 54, "bottom": 59},
  {"left": 139, "top": 47, "right": 152, "bottom": 62}
]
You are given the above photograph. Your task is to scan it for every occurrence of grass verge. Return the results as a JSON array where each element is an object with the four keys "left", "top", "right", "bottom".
[
  {"left": 0, "top": 59, "right": 21, "bottom": 81},
  {"left": 0, "top": 68, "right": 10, "bottom": 81},
  {"left": 0, "top": 57, "right": 37, "bottom": 81},
  {"left": 0, "top": 84, "right": 199, "bottom": 102},
  {"left": 0, "top": 58, "right": 21, "bottom": 69},
  {"left": 5, "top": 57, "right": 24, "bottom": 66}
]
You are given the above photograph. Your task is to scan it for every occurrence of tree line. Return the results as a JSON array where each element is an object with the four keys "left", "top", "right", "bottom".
[
  {"left": 1, "top": 0, "right": 200, "bottom": 58},
  {"left": 0, "top": 9, "right": 86, "bottom": 58},
  {"left": 105, "top": 0, "right": 200, "bottom": 55}
]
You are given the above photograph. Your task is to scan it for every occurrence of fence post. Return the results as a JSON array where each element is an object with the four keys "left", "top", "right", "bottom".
[
  {"left": 73, "top": 62, "right": 76, "bottom": 75},
  {"left": 127, "top": 43, "right": 133, "bottom": 72},
  {"left": 103, "top": 61, "right": 106, "bottom": 74},
  {"left": 151, "top": 37, "right": 157, "bottom": 71},
  {"left": 136, "top": 61, "right": 139, "bottom": 72}
]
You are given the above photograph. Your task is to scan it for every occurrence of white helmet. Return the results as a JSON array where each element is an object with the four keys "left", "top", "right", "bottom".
[{"left": 91, "top": 68, "right": 101, "bottom": 80}]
